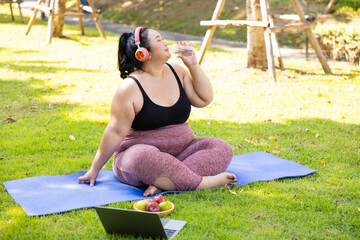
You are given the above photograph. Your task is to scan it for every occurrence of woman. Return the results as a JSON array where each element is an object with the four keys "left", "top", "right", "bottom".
[{"left": 78, "top": 27, "right": 237, "bottom": 196}]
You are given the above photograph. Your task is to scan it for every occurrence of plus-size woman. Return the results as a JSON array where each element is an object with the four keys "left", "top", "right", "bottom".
[{"left": 78, "top": 27, "right": 236, "bottom": 196}]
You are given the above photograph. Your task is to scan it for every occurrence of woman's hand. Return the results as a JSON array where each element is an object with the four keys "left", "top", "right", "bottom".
[
  {"left": 176, "top": 42, "right": 198, "bottom": 67},
  {"left": 78, "top": 168, "right": 99, "bottom": 187},
  {"left": 172, "top": 42, "right": 213, "bottom": 108}
]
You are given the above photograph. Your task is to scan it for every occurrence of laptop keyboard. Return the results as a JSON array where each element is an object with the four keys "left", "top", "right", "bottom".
[{"left": 164, "top": 228, "right": 177, "bottom": 238}]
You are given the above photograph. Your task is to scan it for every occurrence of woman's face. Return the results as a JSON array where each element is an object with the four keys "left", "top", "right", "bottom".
[{"left": 147, "top": 29, "right": 170, "bottom": 61}]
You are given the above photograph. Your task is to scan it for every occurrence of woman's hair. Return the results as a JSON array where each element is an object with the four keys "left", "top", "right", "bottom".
[{"left": 118, "top": 27, "right": 151, "bottom": 79}]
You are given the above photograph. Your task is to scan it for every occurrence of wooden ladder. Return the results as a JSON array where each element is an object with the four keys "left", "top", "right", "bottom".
[
  {"left": 199, "top": 0, "right": 332, "bottom": 82},
  {"left": 25, "top": 0, "right": 106, "bottom": 44}
]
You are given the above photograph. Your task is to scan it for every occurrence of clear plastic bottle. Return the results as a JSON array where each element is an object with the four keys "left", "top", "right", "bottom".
[{"left": 169, "top": 44, "right": 194, "bottom": 57}]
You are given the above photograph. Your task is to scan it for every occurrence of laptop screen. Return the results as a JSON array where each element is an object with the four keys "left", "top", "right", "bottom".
[{"left": 95, "top": 207, "right": 186, "bottom": 239}]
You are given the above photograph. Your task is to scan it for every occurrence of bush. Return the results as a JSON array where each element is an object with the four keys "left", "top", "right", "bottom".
[
  {"left": 314, "top": 23, "right": 360, "bottom": 65},
  {"left": 335, "top": 0, "right": 360, "bottom": 10}
]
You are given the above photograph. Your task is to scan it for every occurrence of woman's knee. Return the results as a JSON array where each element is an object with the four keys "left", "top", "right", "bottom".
[
  {"left": 214, "top": 139, "right": 233, "bottom": 168},
  {"left": 200, "top": 137, "right": 233, "bottom": 157},
  {"left": 113, "top": 144, "right": 160, "bottom": 184},
  {"left": 219, "top": 139, "right": 233, "bottom": 159},
  {"left": 186, "top": 137, "right": 233, "bottom": 175},
  {"left": 123, "top": 144, "right": 160, "bottom": 162}
]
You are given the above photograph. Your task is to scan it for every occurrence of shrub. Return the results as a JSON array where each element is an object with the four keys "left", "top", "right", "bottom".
[
  {"left": 335, "top": 0, "right": 360, "bottom": 10},
  {"left": 314, "top": 23, "right": 360, "bottom": 65}
]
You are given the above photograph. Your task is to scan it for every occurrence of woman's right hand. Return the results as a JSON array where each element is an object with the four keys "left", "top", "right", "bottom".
[{"left": 78, "top": 168, "right": 99, "bottom": 187}]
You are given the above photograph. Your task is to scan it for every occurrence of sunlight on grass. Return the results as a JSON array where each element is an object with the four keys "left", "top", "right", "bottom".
[{"left": 1, "top": 6, "right": 359, "bottom": 239}]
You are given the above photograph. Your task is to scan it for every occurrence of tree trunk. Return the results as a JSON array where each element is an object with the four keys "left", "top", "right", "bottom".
[
  {"left": 246, "top": 0, "right": 267, "bottom": 69},
  {"left": 53, "top": 0, "right": 66, "bottom": 38},
  {"left": 324, "top": 0, "right": 336, "bottom": 14}
]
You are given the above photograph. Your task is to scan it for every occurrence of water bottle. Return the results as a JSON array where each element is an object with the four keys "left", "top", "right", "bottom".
[{"left": 169, "top": 43, "right": 194, "bottom": 57}]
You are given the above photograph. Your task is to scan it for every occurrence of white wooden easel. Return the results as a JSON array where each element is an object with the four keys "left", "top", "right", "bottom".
[
  {"left": 25, "top": 0, "right": 106, "bottom": 43},
  {"left": 199, "top": 0, "right": 332, "bottom": 82}
]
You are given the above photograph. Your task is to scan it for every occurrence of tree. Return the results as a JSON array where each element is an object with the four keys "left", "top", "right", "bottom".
[
  {"left": 324, "top": 0, "right": 336, "bottom": 14},
  {"left": 246, "top": 0, "right": 267, "bottom": 69},
  {"left": 52, "top": 0, "right": 66, "bottom": 38}
]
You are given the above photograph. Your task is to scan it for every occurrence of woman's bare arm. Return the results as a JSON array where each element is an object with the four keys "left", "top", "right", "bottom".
[
  {"left": 172, "top": 48, "right": 213, "bottom": 108},
  {"left": 78, "top": 79, "right": 136, "bottom": 186}
]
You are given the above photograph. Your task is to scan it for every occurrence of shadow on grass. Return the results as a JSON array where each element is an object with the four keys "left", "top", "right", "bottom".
[
  {"left": 0, "top": 78, "right": 84, "bottom": 121},
  {"left": 0, "top": 13, "right": 29, "bottom": 26},
  {"left": 57, "top": 34, "right": 91, "bottom": 46},
  {"left": 0, "top": 12, "right": 111, "bottom": 44},
  {"left": 0, "top": 61, "right": 98, "bottom": 73},
  {"left": 0, "top": 77, "right": 44, "bottom": 90},
  {"left": 12, "top": 50, "right": 41, "bottom": 54},
  {"left": 286, "top": 66, "right": 360, "bottom": 77}
]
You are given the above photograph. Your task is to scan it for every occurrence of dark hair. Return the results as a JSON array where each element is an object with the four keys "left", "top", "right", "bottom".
[{"left": 118, "top": 27, "right": 151, "bottom": 79}]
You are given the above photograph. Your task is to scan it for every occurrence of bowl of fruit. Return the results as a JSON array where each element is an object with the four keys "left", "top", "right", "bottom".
[{"left": 133, "top": 195, "right": 174, "bottom": 216}]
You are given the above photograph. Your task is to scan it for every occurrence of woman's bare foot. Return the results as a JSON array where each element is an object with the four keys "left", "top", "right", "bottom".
[
  {"left": 143, "top": 177, "right": 177, "bottom": 197},
  {"left": 197, "top": 172, "right": 237, "bottom": 190},
  {"left": 143, "top": 185, "right": 162, "bottom": 197}
]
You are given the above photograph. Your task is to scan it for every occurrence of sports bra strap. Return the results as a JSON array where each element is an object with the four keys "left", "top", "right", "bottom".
[
  {"left": 165, "top": 63, "right": 182, "bottom": 88},
  {"left": 128, "top": 75, "right": 148, "bottom": 97}
]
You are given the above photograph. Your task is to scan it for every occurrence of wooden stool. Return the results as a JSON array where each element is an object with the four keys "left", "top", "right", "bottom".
[
  {"left": 1, "top": 0, "right": 24, "bottom": 23},
  {"left": 25, "top": 0, "right": 106, "bottom": 44},
  {"left": 199, "top": 0, "right": 332, "bottom": 82}
]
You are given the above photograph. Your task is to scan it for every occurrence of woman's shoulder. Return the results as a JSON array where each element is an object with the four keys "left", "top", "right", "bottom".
[
  {"left": 114, "top": 77, "right": 140, "bottom": 99},
  {"left": 167, "top": 62, "right": 184, "bottom": 71},
  {"left": 166, "top": 62, "right": 187, "bottom": 78},
  {"left": 120, "top": 76, "right": 138, "bottom": 89}
]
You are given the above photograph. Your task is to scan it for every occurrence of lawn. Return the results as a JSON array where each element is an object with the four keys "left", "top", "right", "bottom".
[
  {"left": 1, "top": 7, "right": 360, "bottom": 239},
  {"left": 99, "top": 0, "right": 360, "bottom": 47}
]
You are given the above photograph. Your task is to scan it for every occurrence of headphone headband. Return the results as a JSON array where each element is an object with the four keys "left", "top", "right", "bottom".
[
  {"left": 134, "top": 27, "right": 143, "bottom": 47},
  {"left": 134, "top": 27, "right": 149, "bottom": 62}
]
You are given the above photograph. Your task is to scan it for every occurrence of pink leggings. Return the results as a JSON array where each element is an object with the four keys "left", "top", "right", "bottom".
[{"left": 113, "top": 123, "right": 233, "bottom": 191}]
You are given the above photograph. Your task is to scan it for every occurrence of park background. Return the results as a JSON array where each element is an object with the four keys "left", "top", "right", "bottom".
[{"left": 1, "top": 0, "right": 359, "bottom": 239}]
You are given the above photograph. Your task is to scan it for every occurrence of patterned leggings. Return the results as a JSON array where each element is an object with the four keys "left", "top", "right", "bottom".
[{"left": 113, "top": 123, "right": 233, "bottom": 191}]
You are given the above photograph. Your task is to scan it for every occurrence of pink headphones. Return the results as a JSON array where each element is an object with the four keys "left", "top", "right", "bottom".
[{"left": 134, "top": 27, "right": 149, "bottom": 62}]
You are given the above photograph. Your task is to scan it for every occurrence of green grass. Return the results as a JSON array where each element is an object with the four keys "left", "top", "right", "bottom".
[
  {"left": 98, "top": 0, "right": 360, "bottom": 47},
  {"left": 1, "top": 7, "right": 360, "bottom": 239}
]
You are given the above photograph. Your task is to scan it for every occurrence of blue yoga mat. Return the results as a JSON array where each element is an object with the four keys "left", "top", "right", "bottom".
[{"left": 3, "top": 152, "right": 317, "bottom": 216}]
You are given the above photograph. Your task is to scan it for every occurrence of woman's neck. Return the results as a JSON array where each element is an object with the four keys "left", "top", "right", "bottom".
[{"left": 141, "top": 61, "right": 166, "bottom": 78}]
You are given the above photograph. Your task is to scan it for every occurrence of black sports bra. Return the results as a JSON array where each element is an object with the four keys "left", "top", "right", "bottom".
[{"left": 129, "top": 63, "right": 191, "bottom": 130}]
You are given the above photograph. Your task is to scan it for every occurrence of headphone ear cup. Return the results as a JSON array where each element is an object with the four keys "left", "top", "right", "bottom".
[{"left": 135, "top": 47, "right": 149, "bottom": 62}]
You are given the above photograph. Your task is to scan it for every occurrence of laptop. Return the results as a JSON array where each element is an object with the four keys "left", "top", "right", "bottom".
[{"left": 95, "top": 206, "right": 187, "bottom": 239}]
